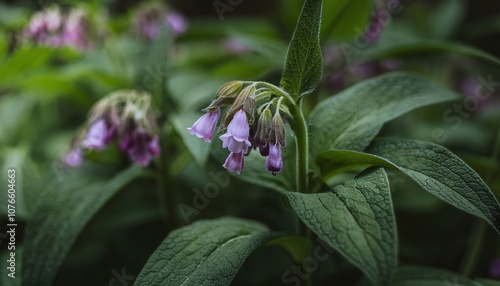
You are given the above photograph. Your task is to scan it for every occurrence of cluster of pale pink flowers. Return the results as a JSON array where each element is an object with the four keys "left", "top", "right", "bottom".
[
  {"left": 134, "top": 3, "right": 187, "bottom": 40},
  {"left": 64, "top": 90, "right": 160, "bottom": 167},
  {"left": 24, "top": 6, "right": 90, "bottom": 50},
  {"left": 188, "top": 81, "right": 288, "bottom": 175}
]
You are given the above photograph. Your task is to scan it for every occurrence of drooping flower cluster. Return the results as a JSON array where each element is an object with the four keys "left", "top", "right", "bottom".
[
  {"left": 134, "top": 3, "right": 187, "bottom": 40},
  {"left": 23, "top": 6, "right": 90, "bottom": 50},
  {"left": 63, "top": 90, "right": 160, "bottom": 167},
  {"left": 188, "top": 81, "right": 290, "bottom": 174}
]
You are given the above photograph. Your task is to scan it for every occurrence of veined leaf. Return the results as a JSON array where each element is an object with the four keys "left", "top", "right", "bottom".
[
  {"left": 321, "top": 0, "right": 371, "bottom": 39},
  {"left": 21, "top": 164, "right": 147, "bottom": 286},
  {"left": 280, "top": 0, "right": 323, "bottom": 99},
  {"left": 134, "top": 217, "right": 277, "bottom": 286},
  {"left": 286, "top": 168, "right": 397, "bottom": 286},
  {"left": 390, "top": 266, "right": 477, "bottom": 286},
  {"left": 308, "top": 72, "right": 459, "bottom": 162},
  {"left": 316, "top": 137, "right": 500, "bottom": 235},
  {"left": 360, "top": 38, "right": 500, "bottom": 66}
]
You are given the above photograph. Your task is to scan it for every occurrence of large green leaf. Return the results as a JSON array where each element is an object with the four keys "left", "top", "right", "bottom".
[
  {"left": 428, "top": 0, "right": 465, "bottom": 39},
  {"left": 280, "top": 0, "right": 323, "bottom": 99},
  {"left": 134, "top": 217, "right": 277, "bottom": 286},
  {"left": 308, "top": 72, "right": 459, "bottom": 161},
  {"left": 0, "top": 47, "right": 54, "bottom": 87},
  {"left": 360, "top": 38, "right": 500, "bottom": 66},
  {"left": 21, "top": 164, "right": 147, "bottom": 286},
  {"left": 286, "top": 168, "right": 397, "bottom": 286},
  {"left": 321, "top": 0, "right": 371, "bottom": 39},
  {"left": 389, "top": 266, "right": 478, "bottom": 286},
  {"left": 316, "top": 137, "right": 500, "bottom": 235}
]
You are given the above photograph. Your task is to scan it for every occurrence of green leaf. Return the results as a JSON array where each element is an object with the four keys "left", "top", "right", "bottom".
[
  {"left": 308, "top": 72, "right": 459, "bottom": 162},
  {"left": 286, "top": 168, "right": 397, "bottom": 286},
  {"left": 428, "top": 0, "right": 465, "bottom": 39},
  {"left": 0, "top": 30, "right": 8, "bottom": 61},
  {"left": 21, "top": 165, "right": 147, "bottom": 286},
  {"left": 134, "top": 217, "right": 277, "bottom": 286},
  {"left": 266, "top": 235, "right": 310, "bottom": 263},
  {"left": 321, "top": 0, "right": 371, "bottom": 39},
  {"left": 476, "top": 279, "right": 500, "bottom": 286},
  {"left": 167, "top": 71, "right": 226, "bottom": 112},
  {"left": 280, "top": 0, "right": 323, "bottom": 99},
  {"left": 137, "top": 27, "right": 171, "bottom": 113},
  {"left": 316, "top": 137, "right": 500, "bottom": 235},
  {"left": 0, "top": 47, "right": 54, "bottom": 87},
  {"left": 0, "top": 145, "right": 36, "bottom": 219},
  {"left": 390, "top": 266, "right": 476, "bottom": 286},
  {"left": 360, "top": 38, "right": 500, "bottom": 66}
]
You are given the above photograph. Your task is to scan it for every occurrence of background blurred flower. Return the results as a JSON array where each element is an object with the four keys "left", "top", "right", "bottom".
[
  {"left": 23, "top": 6, "right": 91, "bottom": 50},
  {"left": 134, "top": 3, "right": 187, "bottom": 40}
]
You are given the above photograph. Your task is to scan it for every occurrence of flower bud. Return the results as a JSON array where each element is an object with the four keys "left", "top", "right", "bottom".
[
  {"left": 215, "top": 81, "right": 243, "bottom": 99},
  {"left": 223, "top": 85, "right": 255, "bottom": 128}
]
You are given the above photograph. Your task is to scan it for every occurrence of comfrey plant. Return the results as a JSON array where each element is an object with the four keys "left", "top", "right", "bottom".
[
  {"left": 188, "top": 81, "right": 289, "bottom": 174},
  {"left": 130, "top": 0, "right": 500, "bottom": 285},
  {"left": 22, "top": 1, "right": 500, "bottom": 286},
  {"left": 64, "top": 90, "right": 160, "bottom": 167}
]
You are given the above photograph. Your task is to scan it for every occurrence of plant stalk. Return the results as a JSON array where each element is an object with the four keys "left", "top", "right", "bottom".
[
  {"left": 294, "top": 99, "right": 309, "bottom": 195},
  {"left": 293, "top": 98, "right": 313, "bottom": 286}
]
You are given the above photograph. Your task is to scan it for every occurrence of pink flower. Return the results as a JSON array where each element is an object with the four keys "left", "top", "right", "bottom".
[
  {"left": 81, "top": 119, "right": 109, "bottom": 150},
  {"left": 63, "top": 9, "right": 87, "bottom": 50},
  {"left": 220, "top": 109, "right": 251, "bottom": 154},
  {"left": 63, "top": 147, "right": 83, "bottom": 167},
  {"left": 223, "top": 152, "right": 244, "bottom": 174},
  {"left": 188, "top": 109, "right": 220, "bottom": 142},
  {"left": 265, "top": 144, "right": 283, "bottom": 173},
  {"left": 121, "top": 125, "right": 160, "bottom": 166},
  {"left": 165, "top": 11, "right": 187, "bottom": 36}
]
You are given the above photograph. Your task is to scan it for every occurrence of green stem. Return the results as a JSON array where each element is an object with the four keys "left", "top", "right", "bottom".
[
  {"left": 157, "top": 125, "right": 178, "bottom": 231},
  {"left": 256, "top": 81, "right": 296, "bottom": 107},
  {"left": 293, "top": 99, "right": 310, "bottom": 194},
  {"left": 293, "top": 98, "right": 313, "bottom": 286},
  {"left": 461, "top": 125, "right": 500, "bottom": 276}
]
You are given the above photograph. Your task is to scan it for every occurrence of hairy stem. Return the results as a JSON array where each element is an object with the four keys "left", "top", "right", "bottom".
[
  {"left": 293, "top": 98, "right": 313, "bottom": 286},
  {"left": 294, "top": 99, "right": 309, "bottom": 194}
]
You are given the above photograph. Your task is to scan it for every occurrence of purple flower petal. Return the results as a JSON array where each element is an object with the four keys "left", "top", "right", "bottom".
[
  {"left": 165, "top": 11, "right": 187, "bottom": 36},
  {"left": 223, "top": 152, "right": 244, "bottom": 174},
  {"left": 63, "top": 147, "right": 83, "bottom": 167},
  {"left": 265, "top": 144, "right": 283, "bottom": 173},
  {"left": 188, "top": 109, "right": 220, "bottom": 142},
  {"left": 149, "top": 136, "right": 161, "bottom": 155},
  {"left": 219, "top": 109, "right": 251, "bottom": 153},
  {"left": 227, "top": 109, "right": 250, "bottom": 142},
  {"left": 258, "top": 141, "right": 269, "bottom": 156},
  {"left": 82, "top": 119, "right": 108, "bottom": 150},
  {"left": 121, "top": 125, "right": 160, "bottom": 166},
  {"left": 220, "top": 134, "right": 250, "bottom": 154}
]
